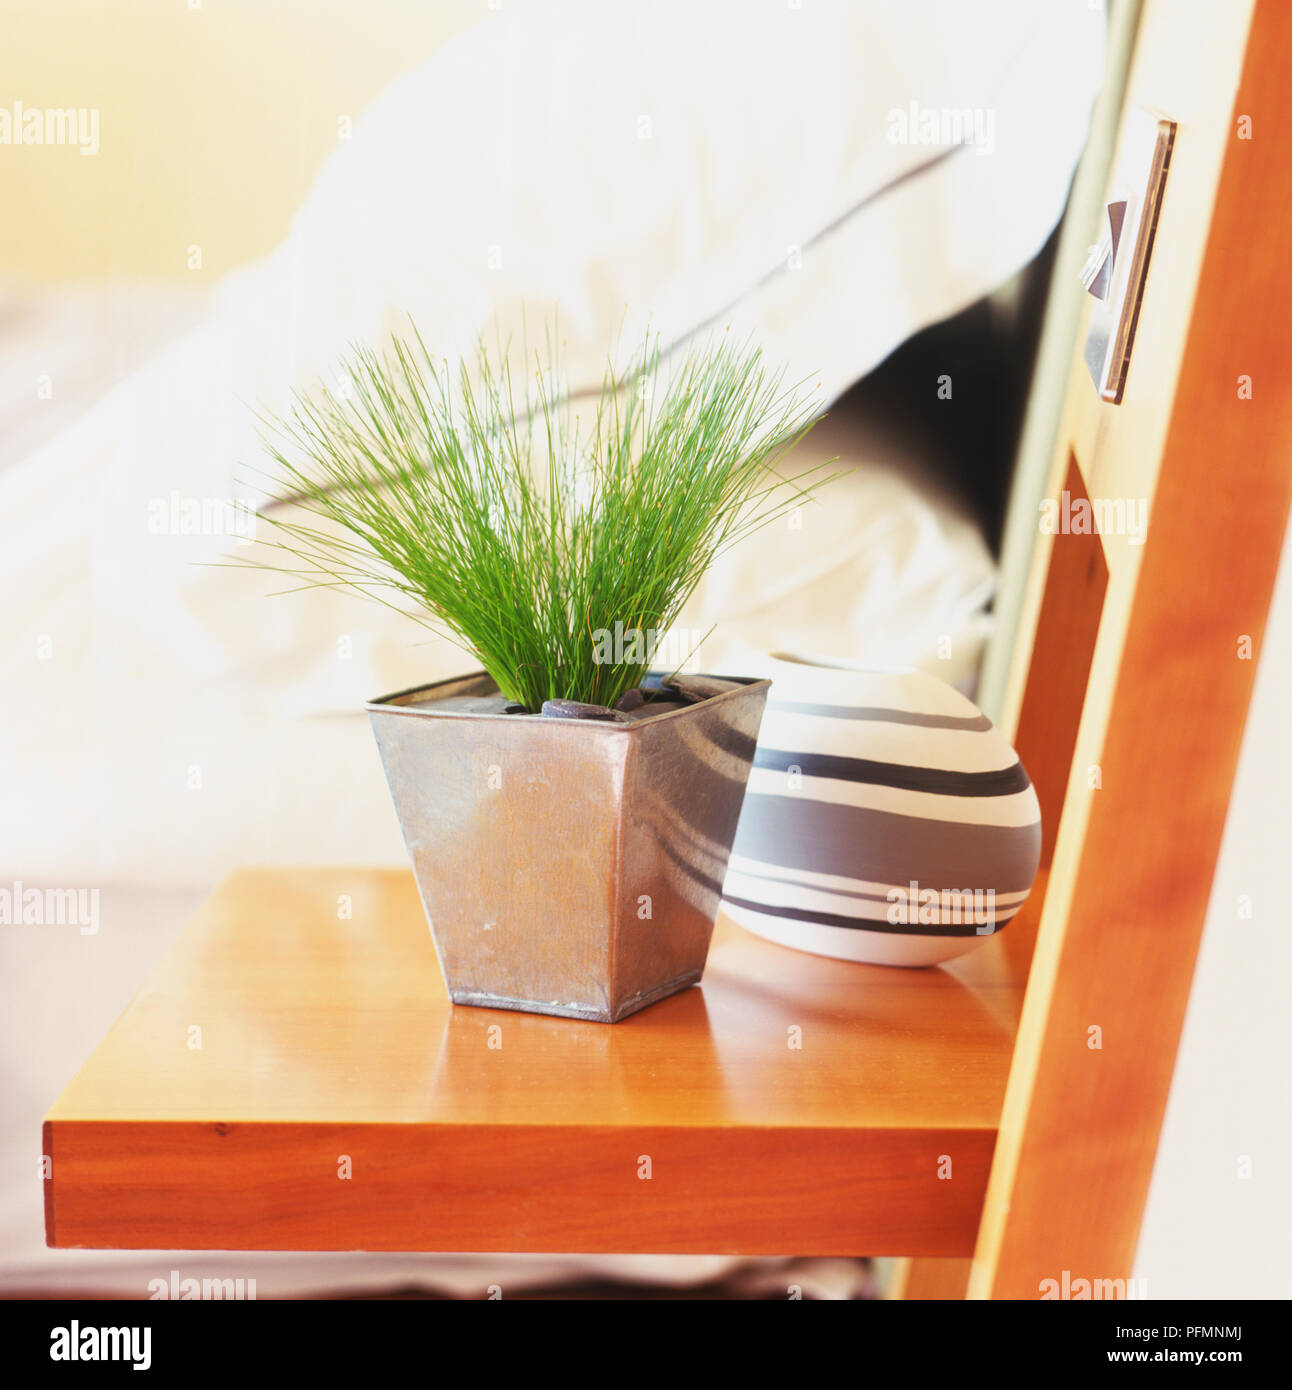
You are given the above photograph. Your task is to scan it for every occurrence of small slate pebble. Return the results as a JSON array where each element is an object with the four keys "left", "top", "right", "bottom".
[
  {"left": 613, "top": 687, "right": 645, "bottom": 712},
  {"left": 670, "top": 675, "right": 741, "bottom": 705},
  {"left": 632, "top": 700, "right": 685, "bottom": 718},
  {"left": 540, "top": 698, "right": 630, "bottom": 723}
]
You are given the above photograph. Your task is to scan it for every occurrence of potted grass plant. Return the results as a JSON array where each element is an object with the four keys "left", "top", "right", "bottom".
[{"left": 246, "top": 326, "right": 828, "bottom": 1021}]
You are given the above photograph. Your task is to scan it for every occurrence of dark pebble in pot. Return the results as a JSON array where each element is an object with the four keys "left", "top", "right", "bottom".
[
  {"left": 540, "top": 698, "right": 631, "bottom": 723},
  {"left": 670, "top": 675, "right": 741, "bottom": 704},
  {"left": 613, "top": 687, "right": 645, "bottom": 712}
]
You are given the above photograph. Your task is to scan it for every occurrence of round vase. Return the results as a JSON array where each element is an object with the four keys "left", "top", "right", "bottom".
[{"left": 722, "top": 653, "right": 1042, "bottom": 966}]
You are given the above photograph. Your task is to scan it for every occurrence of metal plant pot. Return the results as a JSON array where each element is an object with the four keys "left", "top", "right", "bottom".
[{"left": 368, "top": 671, "right": 770, "bottom": 1022}]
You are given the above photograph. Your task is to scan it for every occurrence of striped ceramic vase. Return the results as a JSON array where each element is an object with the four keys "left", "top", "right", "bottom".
[{"left": 722, "top": 654, "right": 1042, "bottom": 966}]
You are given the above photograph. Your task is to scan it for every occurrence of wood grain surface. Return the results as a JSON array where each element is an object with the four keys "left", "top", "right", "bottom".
[{"left": 45, "top": 866, "right": 1040, "bottom": 1255}]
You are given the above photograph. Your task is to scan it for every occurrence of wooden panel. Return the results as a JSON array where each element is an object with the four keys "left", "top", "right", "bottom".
[
  {"left": 1011, "top": 454, "right": 1109, "bottom": 867},
  {"left": 998, "top": 0, "right": 1258, "bottom": 741},
  {"left": 45, "top": 1121, "right": 992, "bottom": 1257},
  {"left": 45, "top": 867, "right": 1041, "bottom": 1256},
  {"left": 971, "top": 0, "right": 1292, "bottom": 1298},
  {"left": 890, "top": 1257, "right": 972, "bottom": 1301}
]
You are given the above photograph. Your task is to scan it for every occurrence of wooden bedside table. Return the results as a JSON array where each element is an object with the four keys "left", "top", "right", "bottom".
[{"left": 43, "top": 867, "right": 1038, "bottom": 1257}]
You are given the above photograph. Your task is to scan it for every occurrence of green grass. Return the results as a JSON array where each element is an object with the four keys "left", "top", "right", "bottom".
[{"left": 242, "top": 324, "right": 832, "bottom": 711}]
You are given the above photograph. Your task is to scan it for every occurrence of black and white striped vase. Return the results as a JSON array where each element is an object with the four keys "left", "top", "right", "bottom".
[{"left": 722, "top": 654, "right": 1042, "bottom": 966}]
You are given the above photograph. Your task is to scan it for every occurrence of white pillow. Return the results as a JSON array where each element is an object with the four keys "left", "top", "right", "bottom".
[{"left": 219, "top": 0, "right": 1104, "bottom": 420}]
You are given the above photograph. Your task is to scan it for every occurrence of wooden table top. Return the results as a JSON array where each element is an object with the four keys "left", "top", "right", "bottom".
[{"left": 45, "top": 868, "right": 1038, "bottom": 1256}]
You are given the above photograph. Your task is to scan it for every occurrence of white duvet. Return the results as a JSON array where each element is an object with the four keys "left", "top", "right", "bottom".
[{"left": 0, "top": 0, "right": 1102, "bottom": 890}]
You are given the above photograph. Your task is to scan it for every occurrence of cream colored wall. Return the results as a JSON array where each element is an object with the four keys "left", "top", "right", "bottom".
[{"left": 0, "top": 0, "right": 478, "bottom": 283}]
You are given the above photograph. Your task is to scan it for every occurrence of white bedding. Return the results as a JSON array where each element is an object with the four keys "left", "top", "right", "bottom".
[
  {"left": 0, "top": 0, "right": 1100, "bottom": 886},
  {"left": 0, "top": 0, "right": 1101, "bottom": 1294}
]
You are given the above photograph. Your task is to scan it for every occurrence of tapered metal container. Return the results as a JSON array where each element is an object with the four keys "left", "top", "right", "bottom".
[{"left": 367, "top": 671, "right": 770, "bottom": 1022}]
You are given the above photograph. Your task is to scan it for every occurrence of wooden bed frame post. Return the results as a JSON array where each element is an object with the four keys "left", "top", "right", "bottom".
[
  {"left": 965, "top": 0, "right": 1292, "bottom": 1299},
  {"left": 899, "top": 0, "right": 1292, "bottom": 1300}
]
